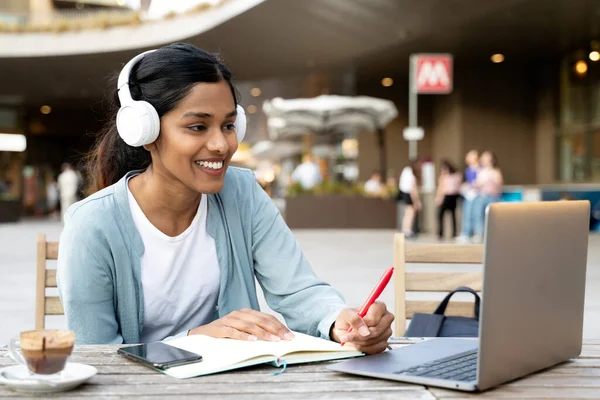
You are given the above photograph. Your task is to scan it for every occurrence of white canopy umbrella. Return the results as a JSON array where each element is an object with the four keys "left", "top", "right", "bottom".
[
  {"left": 263, "top": 95, "right": 398, "bottom": 139},
  {"left": 250, "top": 140, "right": 304, "bottom": 161},
  {"left": 262, "top": 95, "right": 398, "bottom": 179}
]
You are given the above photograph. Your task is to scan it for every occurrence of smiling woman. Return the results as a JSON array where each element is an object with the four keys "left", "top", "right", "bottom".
[{"left": 56, "top": 43, "right": 394, "bottom": 354}]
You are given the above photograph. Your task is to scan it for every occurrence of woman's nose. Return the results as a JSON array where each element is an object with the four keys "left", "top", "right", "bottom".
[{"left": 206, "top": 130, "right": 228, "bottom": 154}]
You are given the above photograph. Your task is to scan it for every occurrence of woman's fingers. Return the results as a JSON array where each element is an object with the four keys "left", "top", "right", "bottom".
[
  {"left": 226, "top": 309, "right": 293, "bottom": 341},
  {"left": 342, "top": 326, "right": 393, "bottom": 347},
  {"left": 190, "top": 309, "right": 294, "bottom": 342},
  {"left": 238, "top": 308, "right": 294, "bottom": 340},
  {"left": 362, "top": 302, "right": 389, "bottom": 326},
  {"left": 218, "top": 326, "right": 258, "bottom": 341},
  {"left": 354, "top": 340, "right": 390, "bottom": 355}
]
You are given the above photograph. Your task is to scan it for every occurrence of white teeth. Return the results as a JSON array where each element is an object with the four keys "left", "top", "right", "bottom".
[{"left": 196, "top": 161, "right": 223, "bottom": 170}]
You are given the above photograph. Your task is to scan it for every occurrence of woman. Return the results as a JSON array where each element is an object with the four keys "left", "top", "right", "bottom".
[
  {"left": 56, "top": 43, "right": 393, "bottom": 353},
  {"left": 471, "top": 151, "right": 503, "bottom": 243},
  {"left": 399, "top": 160, "right": 421, "bottom": 238},
  {"left": 456, "top": 149, "right": 480, "bottom": 243},
  {"left": 435, "top": 159, "right": 462, "bottom": 240}
]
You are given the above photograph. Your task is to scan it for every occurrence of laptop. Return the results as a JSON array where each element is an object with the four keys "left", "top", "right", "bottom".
[{"left": 329, "top": 200, "right": 590, "bottom": 392}]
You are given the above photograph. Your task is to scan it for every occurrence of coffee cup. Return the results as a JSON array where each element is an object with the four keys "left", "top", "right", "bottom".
[{"left": 8, "top": 330, "right": 76, "bottom": 379}]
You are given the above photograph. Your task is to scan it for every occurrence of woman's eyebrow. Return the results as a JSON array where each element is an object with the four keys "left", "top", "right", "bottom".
[{"left": 181, "top": 109, "right": 237, "bottom": 120}]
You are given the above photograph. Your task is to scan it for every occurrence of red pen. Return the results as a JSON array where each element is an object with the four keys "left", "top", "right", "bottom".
[{"left": 341, "top": 266, "right": 394, "bottom": 346}]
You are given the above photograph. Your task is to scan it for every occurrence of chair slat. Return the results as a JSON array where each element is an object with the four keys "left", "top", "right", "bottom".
[
  {"left": 406, "top": 300, "right": 477, "bottom": 319},
  {"left": 46, "top": 242, "right": 59, "bottom": 260},
  {"left": 406, "top": 243, "right": 483, "bottom": 264},
  {"left": 406, "top": 272, "right": 483, "bottom": 292},
  {"left": 45, "top": 269, "right": 58, "bottom": 288},
  {"left": 45, "top": 297, "right": 64, "bottom": 315}
]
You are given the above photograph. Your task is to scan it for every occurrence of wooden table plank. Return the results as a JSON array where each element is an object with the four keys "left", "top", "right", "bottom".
[
  {"left": 432, "top": 387, "right": 600, "bottom": 399},
  {"left": 1, "top": 343, "right": 600, "bottom": 398},
  {"left": 0, "top": 394, "right": 436, "bottom": 400},
  {"left": 0, "top": 381, "right": 428, "bottom": 396}
]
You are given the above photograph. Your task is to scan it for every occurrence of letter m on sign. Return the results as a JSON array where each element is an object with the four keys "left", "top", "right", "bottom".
[{"left": 414, "top": 54, "right": 453, "bottom": 94}]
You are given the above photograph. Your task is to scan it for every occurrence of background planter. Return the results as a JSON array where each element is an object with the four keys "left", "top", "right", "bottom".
[
  {"left": 285, "top": 195, "right": 397, "bottom": 229},
  {"left": 0, "top": 200, "right": 23, "bottom": 223}
]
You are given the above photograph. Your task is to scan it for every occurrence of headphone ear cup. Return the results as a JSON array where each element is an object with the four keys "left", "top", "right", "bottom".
[
  {"left": 116, "top": 101, "right": 160, "bottom": 147},
  {"left": 139, "top": 100, "right": 160, "bottom": 144},
  {"left": 235, "top": 105, "right": 246, "bottom": 142}
]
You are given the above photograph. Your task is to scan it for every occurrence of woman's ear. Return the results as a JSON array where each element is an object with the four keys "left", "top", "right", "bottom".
[
  {"left": 143, "top": 141, "right": 156, "bottom": 152},
  {"left": 142, "top": 131, "right": 160, "bottom": 152}
]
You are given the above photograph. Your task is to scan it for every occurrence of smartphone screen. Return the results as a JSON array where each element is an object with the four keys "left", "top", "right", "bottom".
[{"left": 118, "top": 342, "right": 202, "bottom": 369}]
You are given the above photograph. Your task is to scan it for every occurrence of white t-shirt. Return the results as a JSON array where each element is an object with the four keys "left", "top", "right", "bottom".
[
  {"left": 58, "top": 170, "right": 79, "bottom": 199},
  {"left": 127, "top": 182, "right": 220, "bottom": 343},
  {"left": 399, "top": 167, "right": 416, "bottom": 193}
]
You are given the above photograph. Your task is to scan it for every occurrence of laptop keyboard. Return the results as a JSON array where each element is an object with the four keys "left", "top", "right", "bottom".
[{"left": 394, "top": 348, "right": 478, "bottom": 382}]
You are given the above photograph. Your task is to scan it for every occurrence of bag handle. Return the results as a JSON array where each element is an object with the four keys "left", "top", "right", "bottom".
[{"left": 433, "top": 286, "right": 481, "bottom": 320}]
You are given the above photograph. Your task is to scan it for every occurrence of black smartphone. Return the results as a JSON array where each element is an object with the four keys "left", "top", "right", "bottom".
[{"left": 117, "top": 342, "right": 202, "bottom": 370}]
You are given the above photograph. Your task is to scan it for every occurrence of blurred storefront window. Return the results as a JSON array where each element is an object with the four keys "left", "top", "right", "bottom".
[{"left": 558, "top": 50, "right": 600, "bottom": 182}]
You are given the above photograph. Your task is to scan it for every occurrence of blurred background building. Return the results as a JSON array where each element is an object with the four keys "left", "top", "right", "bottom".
[{"left": 0, "top": 0, "right": 599, "bottom": 223}]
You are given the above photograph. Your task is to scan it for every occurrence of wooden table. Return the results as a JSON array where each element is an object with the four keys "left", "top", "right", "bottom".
[{"left": 1, "top": 341, "right": 600, "bottom": 399}]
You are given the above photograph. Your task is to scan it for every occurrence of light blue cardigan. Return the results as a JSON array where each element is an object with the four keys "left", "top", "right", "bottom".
[{"left": 57, "top": 167, "right": 347, "bottom": 344}]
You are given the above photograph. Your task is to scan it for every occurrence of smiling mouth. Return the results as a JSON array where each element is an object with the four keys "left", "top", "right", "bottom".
[{"left": 195, "top": 160, "right": 225, "bottom": 175}]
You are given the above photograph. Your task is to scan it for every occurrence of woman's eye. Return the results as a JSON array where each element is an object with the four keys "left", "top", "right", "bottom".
[
  {"left": 188, "top": 125, "right": 207, "bottom": 132},
  {"left": 223, "top": 123, "right": 236, "bottom": 132}
]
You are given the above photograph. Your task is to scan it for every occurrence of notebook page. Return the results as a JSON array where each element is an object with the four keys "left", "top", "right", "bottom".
[
  {"left": 273, "top": 332, "right": 360, "bottom": 356},
  {"left": 162, "top": 331, "right": 361, "bottom": 378},
  {"left": 164, "top": 334, "right": 277, "bottom": 378}
]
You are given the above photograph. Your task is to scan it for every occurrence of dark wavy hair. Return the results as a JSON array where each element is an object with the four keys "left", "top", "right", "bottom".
[
  {"left": 441, "top": 159, "right": 457, "bottom": 174},
  {"left": 85, "top": 43, "right": 238, "bottom": 194}
]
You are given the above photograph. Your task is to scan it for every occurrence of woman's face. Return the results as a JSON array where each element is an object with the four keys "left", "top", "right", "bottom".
[
  {"left": 480, "top": 152, "right": 493, "bottom": 167},
  {"left": 146, "top": 80, "right": 239, "bottom": 194},
  {"left": 465, "top": 151, "right": 478, "bottom": 166}
]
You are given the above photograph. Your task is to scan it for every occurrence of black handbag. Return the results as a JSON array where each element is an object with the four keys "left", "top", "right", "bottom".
[{"left": 405, "top": 286, "right": 480, "bottom": 337}]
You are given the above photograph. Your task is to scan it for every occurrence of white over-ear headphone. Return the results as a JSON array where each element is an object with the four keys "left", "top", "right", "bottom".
[{"left": 116, "top": 49, "right": 246, "bottom": 147}]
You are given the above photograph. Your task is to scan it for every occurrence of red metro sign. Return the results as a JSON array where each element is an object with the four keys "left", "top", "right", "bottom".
[{"left": 414, "top": 54, "right": 453, "bottom": 94}]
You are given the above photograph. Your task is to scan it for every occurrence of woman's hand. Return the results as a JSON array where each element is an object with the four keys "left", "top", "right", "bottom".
[
  {"left": 330, "top": 302, "right": 394, "bottom": 354},
  {"left": 188, "top": 308, "right": 294, "bottom": 342},
  {"left": 414, "top": 200, "right": 423, "bottom": 211}
]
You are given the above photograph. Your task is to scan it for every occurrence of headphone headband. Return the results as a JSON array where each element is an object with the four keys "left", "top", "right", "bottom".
[{"left": 117, "top": 49, "right": 156, "bottom": 106}]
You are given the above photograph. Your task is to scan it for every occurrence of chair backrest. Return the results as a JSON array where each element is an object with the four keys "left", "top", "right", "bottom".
[
  {"left": 393, "top": 233, "right": 484, "bottom": 336},
  {"left": 36, "top": 234, "right": 64, "bottom": 329}
]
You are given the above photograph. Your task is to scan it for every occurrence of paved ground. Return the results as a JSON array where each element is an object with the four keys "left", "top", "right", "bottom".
[{"left": 1, "top": 219, "right": 599, "bottom": 345}]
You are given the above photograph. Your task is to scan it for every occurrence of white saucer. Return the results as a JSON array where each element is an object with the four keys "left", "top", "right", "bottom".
[{"left": 0, "top": 362, "right": 97, "bottom": 394}]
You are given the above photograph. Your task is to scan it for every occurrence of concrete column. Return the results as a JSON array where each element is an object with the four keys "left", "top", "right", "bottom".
[
  {"left": 430, "top": 91, "right": 463, "bottom": 168},
  {"left": 1, "top": 0, "right": 29, "bottom": 12},
  {"left": 535, "top": 70, "right": 557, "bottom": 184},
  {"left": 559, "top": 58, "right": 572, "bottom": 182},
  {"left": 304, "top": 72, "right": 331, "bottom": 98},
  {"left": 140, "top": 0, "right": 152, "bottom": 12},
  {"left": 28, "top": 0, "right": 53, "bottom": 26}
]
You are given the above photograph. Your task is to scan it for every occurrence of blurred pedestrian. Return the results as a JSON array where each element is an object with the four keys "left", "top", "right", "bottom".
[
  {"left": 456, "top": 150, "right": 480, "bottom": 242},
  {"left": 399, "top": 160, "right": 421, "bottom": 238},
  {"left": 471, "top": 151, "right": 503, "bottom": 243},
  {"left": 435, "top": 159, "right": 462, "bottom": 240},
  {"left": 46, "top": 176, "right": 59, "bottom": 219},
  {"left": 364, "top": 170, "right": 383, "bottom": 196},
  {"left": 291, "top": 154, "right": 322, "bottom": 190},
  {"left": 58, "top": 163, "right": 79, "bottom": 223}
]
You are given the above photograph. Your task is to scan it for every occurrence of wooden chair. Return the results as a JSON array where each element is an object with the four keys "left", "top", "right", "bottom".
[
  {"left": 393, "top": 233, "right": 484, "bottom": 336},
  {"left": 36, "top": 234, "right": 64, "bottom": 329}
]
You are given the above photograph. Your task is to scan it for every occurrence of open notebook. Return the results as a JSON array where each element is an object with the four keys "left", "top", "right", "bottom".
[{"left": 162, "top": 332, "right": 364, "bottom": 379}]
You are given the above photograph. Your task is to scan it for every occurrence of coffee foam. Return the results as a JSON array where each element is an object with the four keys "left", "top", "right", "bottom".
[{"left": 20, "top": 330, "right": 75, "bottom": 351}]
